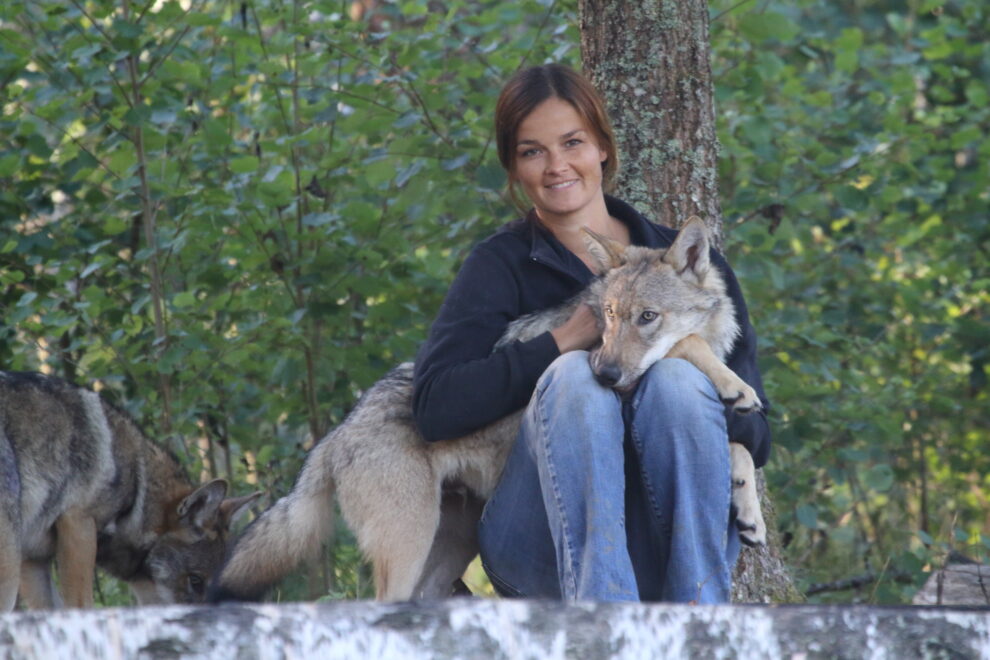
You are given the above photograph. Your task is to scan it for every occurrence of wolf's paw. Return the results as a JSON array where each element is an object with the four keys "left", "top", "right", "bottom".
[
  {"left": 732, "top": 479, "right": 767, "bottom": 547},
  {"left": 720, "top": 382, "right": 762, "bottom": 414},
  {"left": 730, "top": 444, "right": 766, "bottom": 547},
  {"left": 734, "top": 501, "right": 767, "bottom": 547}
]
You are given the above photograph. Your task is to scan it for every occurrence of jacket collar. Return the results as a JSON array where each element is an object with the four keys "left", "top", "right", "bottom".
[{"left": 525, "top": 195, "right": 673, "bottom": 281}]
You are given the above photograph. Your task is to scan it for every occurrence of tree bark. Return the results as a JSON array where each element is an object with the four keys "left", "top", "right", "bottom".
[
  {"left": 579, "top": 0, "right": 801, "bottom": 603},
  {"left": 579, "top": 0, "right": 722, "bottom": 242}
]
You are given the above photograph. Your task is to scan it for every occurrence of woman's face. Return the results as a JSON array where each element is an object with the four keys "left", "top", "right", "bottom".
[{"left": 510, "top": 96, "right": 607, "bottom": 225}]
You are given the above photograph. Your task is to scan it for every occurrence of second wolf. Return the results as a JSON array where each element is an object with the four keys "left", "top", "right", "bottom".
[
  {"left": 211, "top": 217, "right": 767, "bottom": 602},
  {"left": 0, "top": 372, "right": 260, "bottom": 611}
]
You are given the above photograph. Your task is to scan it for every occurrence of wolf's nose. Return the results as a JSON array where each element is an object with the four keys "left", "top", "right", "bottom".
[{"left": 594, "top": 365, "right": 622, "bottom": 388}]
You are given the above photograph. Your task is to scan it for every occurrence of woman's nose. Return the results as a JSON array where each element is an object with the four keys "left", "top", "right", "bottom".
[{"left": 544, "top": 148, "right": 566, "bottom": 173}]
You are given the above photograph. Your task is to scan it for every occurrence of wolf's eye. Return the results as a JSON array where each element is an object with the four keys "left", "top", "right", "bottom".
[
  {"left": 639, "top": 311, "right": 658, "bottom": 324},
  {"left": 604, "top": 305, "right": 614, "bottom": 319},
  {"left": 187, "top": 574, "right": 205, "bottom": 594}
]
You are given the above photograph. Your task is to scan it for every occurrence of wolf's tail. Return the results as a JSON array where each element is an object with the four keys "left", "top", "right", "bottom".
[{"left": 207, "top": 433, "right": 337, "bottom": 603}]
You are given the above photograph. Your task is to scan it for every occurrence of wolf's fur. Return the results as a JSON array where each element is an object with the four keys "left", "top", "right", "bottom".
[
  {"left": 0, "top": 372, "right": 259, "bottom": 611},
  {"left": 211, "top": 217, "right": 766, "bottom": 603}
]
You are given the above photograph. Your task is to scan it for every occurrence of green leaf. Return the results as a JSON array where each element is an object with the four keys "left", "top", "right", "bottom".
[
  {"left": 738, "top": 12, "right": 800, "bottom": 43},
  {"left": 441, "top": 153, "right": 471, "bottom": 171},
  {"left": 864, "top": 464, "right": 894, "bottom": 493},
  {"left": 0, "top": 153, "right": 20, "bottom": 176},
  {"left": 229, "top": 156, "right": 259, "bottom": 174},
  {"left": 796, "top": 504, "right": 819, "bottom": 529},
  {"left": 173, "top": 291, "right": 197, "bottom": 308}
]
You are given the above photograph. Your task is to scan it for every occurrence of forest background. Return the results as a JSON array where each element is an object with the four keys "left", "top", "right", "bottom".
[{"left": 1, "top": 0, "right": 987, "bottom": 605}]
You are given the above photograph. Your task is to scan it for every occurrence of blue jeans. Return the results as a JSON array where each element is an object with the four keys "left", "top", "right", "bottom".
[{"left": 478, "top": 351, "right": 741, "bottom": 603}]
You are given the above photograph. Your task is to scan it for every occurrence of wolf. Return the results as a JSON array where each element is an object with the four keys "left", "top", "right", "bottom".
[
  {"left": 0, "top": 371, "right": 260, "bottom": 611},
  {"left": 210, "top": 216, "right": 767, "bottom": 603}
]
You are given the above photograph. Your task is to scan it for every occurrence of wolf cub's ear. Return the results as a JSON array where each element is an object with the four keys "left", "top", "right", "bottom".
[
  {"left": 582, "top": 227, "right": 627, "bottom": 272},
  {"left": 666, "top": 216, "right": 711, "bottom": 279},
  {"left": 178, "top": 479, "right": 229, "bottom": 532}
]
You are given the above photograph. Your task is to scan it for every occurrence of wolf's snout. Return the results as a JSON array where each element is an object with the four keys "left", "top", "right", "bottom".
[{"left": 593, "top": 364, "right": 622, "bottom": 388}]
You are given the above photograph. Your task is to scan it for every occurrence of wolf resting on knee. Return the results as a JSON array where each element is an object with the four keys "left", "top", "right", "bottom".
[{"left": 210, "top": 217, "right": 767, "bottom": 603}]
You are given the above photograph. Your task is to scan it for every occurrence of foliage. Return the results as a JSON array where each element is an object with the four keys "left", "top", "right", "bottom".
[
  {"left": 0, "top": 0, "right": 577, "bottom": 603},
  {"left": 1, "top": 0, "right": 987, "bottom": 606},
  {"left": 712, "top": 0, "right": 990, "bottom": 602}
]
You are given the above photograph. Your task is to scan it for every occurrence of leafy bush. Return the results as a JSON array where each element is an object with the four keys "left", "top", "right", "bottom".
[
  {"left": 713, "top": 0, "right": 990, "bottom": 602},
  {"left": 1, "top": 0, "right": 986, "bottom": 604}
]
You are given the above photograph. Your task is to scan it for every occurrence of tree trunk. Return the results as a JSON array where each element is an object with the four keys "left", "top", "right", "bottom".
[
  {"left": 579, "top": 0, "right": 801, "bottom": 603},
  {"left": 579, "top": 0, "right": 722, "bottom": 241}
]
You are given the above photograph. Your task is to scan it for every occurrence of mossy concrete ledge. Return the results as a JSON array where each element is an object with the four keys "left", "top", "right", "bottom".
[{"left": 1, "top": 599, "right": 988, "bottom": 659}]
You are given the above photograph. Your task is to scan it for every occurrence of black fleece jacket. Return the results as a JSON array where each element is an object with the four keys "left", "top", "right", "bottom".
[{"left": 412, "top": 196, "right": 771, "bottom": 468}]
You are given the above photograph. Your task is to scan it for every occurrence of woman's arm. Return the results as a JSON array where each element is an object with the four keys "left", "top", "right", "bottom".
[{"left": 412, "top": 244, "right": 561, "bottom": 442}]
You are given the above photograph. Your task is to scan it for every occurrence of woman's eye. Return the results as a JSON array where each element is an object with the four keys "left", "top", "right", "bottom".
[
  {"left": 565, "top": 138, "right": 582, "bottom": 147},
  {"left": 519, "top": 148, "right": 540, "bottom": 158}
]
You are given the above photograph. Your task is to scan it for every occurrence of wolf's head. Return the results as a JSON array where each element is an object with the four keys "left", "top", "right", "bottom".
[
  {"left": 130, "top": 480, "right": 259, "bottom": 605},
  {"left": 583, "top": 216, "right": 730, "bottom": 391}
]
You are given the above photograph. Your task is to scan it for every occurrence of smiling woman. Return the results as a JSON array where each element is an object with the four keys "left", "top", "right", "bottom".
[
  {"left": 511, "top": 99, "right": 608, "bottom": 226},
  {"left": 411, "top": 64, "right": 771, "bottom": 604}
]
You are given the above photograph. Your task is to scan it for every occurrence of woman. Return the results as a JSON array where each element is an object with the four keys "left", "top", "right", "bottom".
[{"left": 412, "top": 64, "right": 770, "bottom": 603}]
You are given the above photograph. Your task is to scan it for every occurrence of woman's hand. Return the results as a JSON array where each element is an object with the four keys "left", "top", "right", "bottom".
[{"left": 550, "top": 303, "right": 601, "bottom": 354}]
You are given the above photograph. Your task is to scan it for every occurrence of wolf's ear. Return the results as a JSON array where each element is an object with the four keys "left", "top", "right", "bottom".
[
  {"left": 665, "top": 216, "right": 711, "bottom": 279},
  {"left": 219, "top": 491, "right": 263, "bottom": 530},
  {"left": 582, "top": 227, "right": 627, "bottom": 272},
  {"left": 177, "top": 479, "right": 229, "bottom": 532}
]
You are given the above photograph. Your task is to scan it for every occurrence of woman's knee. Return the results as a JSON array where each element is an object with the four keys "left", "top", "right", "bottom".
[
  {"left": 636, "top": 358, "right": 722, "bottom": 418},
  {"left": 536, "top": 351, "right": 597, "bottom": 394},
  {"left": 525, "top": 350, "right": 623, "bottom": 453}
]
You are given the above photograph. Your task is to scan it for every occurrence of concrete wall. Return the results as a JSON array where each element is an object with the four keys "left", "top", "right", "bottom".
[{"left": 2, "top": 599, "right": 988, "bottom": 659}]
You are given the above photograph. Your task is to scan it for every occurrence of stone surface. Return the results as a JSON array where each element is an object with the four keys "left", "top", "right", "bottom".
[{"left": 2, "top": 599, "right": 989, "bottom": 659}]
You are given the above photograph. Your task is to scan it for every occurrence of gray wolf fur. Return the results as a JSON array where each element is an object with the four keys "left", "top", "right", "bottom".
[
  {"left": 211, "top": 217, "right": 766, "bottom": 603},
  {"left": 0, "top": 371, "right": 259, "bottom": 611}
]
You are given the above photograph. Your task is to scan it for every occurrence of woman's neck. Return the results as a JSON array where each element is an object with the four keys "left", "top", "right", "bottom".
[
  {"left": 534, "top": 198, "right": 629, "bottom": 272},
  {"left": 534, "top": 195, "right": 611, "bottom": 237}
]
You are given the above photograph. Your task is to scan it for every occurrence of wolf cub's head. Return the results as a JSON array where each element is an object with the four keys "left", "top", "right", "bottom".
[
  {"left": 133, "top": 480, "right": 259, "bottom": 605},
  {"left": 583, "top": 217, "right": 727, "bottom": 391}
]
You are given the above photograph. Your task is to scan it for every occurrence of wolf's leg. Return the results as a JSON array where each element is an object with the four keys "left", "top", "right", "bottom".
[
  {"left": 412, "top": 487, "right": 484, "bottom": 599},
  {"left": 54, "top": 510, "right": 97, "bottom": 608},
  {"left": 0, "top": 434, "right": 21, "bottom": 613},
  {"left": 18, "top": 560, "right": 62, "bottom": 609},
  {"left": 361, "top": 472, "right": 442, "bottom": 601},
  {"left": 0, "top": 536, "right": 19, "bottom": 613},
  {"left": 666, "top": 334, "right": 761, "bottom": 413},
  {"left": 730, "top": 443, "right": 766, "bottom": 547}
]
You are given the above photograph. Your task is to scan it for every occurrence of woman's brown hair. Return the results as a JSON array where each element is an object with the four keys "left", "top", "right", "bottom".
[{"left": 494, "top": 64, "right": 618, "bottom": 209}]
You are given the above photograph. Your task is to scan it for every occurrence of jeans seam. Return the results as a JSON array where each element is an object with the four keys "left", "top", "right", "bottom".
[
  {"left": 481, "top": 560, "right": 524, "bottom": 598},
  {"left": 628, "top": 398, "right": 667, "bottom": 530},
  {"left": 536, "top": 383, "right": 577, "bottom": 599}
]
